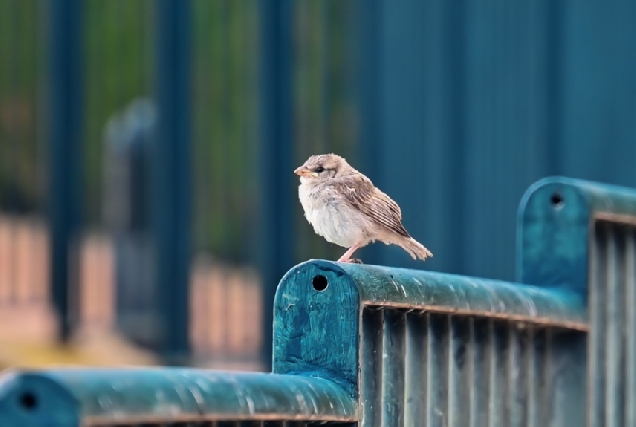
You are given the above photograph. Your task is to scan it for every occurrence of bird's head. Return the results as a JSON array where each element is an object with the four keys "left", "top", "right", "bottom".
[{"left": 294, "top": 153, "right": 354, "bottom": 183}]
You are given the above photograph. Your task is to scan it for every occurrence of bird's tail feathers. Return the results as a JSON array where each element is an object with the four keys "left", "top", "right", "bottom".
[{"left": 398, "top": 237, "right": 433, "bottom": 261}]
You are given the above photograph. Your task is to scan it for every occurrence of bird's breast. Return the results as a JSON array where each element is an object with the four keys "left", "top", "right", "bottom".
[{"left": 298, "top": 183, "right": 368, "bottom": 247}]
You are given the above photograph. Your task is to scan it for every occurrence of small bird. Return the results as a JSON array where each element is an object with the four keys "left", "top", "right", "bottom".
[{"left": 294, "top": 153, "right": 432, "bottom": 263}]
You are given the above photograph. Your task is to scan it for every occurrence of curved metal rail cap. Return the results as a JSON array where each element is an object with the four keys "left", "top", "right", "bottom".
[
  {"left": 0, "top": 368, "right": 357, "bottom": 426},
  {"left": 278, "top": 260, "right": 587, "bottom": 330},
  {"left": 518, "top": 176, "right": 636, "bottom": 293}
]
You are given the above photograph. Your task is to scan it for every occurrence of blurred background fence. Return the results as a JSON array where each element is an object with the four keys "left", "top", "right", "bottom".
[{"left": 0, "top": 0, "right": 635, "bottom": 370}]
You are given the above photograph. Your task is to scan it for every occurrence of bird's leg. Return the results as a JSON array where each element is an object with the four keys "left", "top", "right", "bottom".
[{"left": 337, "top": 243, "right": 361, "bottom": 263}]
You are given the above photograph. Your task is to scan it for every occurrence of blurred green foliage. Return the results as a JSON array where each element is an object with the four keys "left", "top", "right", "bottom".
[
  {"left": 0, "top": 0, "right": 358, "bottom": 262},
  {"left": 0, "top": 0, "right": 40, "bottom": 213}
]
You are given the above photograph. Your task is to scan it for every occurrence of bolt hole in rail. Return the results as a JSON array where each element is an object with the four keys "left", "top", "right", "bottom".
[{"left": 0, "top": 176, "right": 635, "bottom": 427}]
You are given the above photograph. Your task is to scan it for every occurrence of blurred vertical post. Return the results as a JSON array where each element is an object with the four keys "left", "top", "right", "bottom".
[
  {"left": 48, "top": 0, "right": 84, "bottom": 342},
  {"left": 355, "top": 0, "right": 382, "bottom": 265},
  {"left": 259, "top": 0, "right": 295, "bottom": 368},
  {"left": 154, "top": 0, "right": 192, "bottom": 363}
]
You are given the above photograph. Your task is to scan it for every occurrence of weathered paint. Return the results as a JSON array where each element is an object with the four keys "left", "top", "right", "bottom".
[
  {"left": 1, "top": 176, "right": 634, "bottom": 427},
  {"left": 0, "top": 369, "right": 356, "bottom": 426},
  {"left": 273, "top": 259, "right": 588, "bottom": 427},
  {"left": 358, "top": 309, "right": 585, "bottom": 427},
  {"left": 273, "top": 261, "right": 360, "bottom": 398},
  {"left": 588, "top": 220, "right": 636, "bottom": 427},
  {"left": 518, "top": 176, "right": 636, "bottom": 297},
  {"left": 519, "top": 177, "right": 636, "bottom": 427}
]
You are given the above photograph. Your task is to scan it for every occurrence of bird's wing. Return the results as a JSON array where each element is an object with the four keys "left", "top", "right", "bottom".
[{"left": 333, "top": 175, "right": 410, "bottom": 238}]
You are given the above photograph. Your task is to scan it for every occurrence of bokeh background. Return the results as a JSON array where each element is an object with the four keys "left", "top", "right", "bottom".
[{"left": 0, "top": 0, "right": 635, "bottom": 370}]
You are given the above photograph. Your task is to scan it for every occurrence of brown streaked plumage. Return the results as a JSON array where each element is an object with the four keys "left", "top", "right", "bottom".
[{"left": 294, "top": 153, "right": 432, "bottom": 263}]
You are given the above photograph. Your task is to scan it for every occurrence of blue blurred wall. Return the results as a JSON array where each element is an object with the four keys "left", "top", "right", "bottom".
[{"left": 355, "top": 0, "right": 636, "bottom": 281}]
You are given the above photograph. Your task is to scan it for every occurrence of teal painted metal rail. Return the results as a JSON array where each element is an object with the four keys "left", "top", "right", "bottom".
[
  {"left": 0, "top": 369, "right": 356, "bottom": 425},
  {"left": 0, "top": 176, "right": 635, "bottom": 426}
]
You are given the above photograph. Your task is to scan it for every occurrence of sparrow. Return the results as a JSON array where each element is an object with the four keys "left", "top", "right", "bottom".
[{"left": 294, "top": 153, "right": 433, "bottom": 263}]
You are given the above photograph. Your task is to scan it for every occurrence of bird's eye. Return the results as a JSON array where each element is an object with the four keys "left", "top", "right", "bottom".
[{"left": 315, "top": 166, "right": 325, "bottom": 173}]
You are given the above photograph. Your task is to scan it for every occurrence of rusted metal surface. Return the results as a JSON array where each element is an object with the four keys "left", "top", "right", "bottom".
[{"left": 0, "top": 368, "right": 356, "bottom": 426}]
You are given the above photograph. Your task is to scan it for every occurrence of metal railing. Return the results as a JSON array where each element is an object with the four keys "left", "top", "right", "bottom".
[{"left": 0, "top": 176, "right": 635, "bottom": 426}]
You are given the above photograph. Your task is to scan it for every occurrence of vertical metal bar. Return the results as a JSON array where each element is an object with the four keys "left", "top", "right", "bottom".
[
  {"left": 508, "top": 325, "right": 523, "bottom": 427},
  {"left": 404, "top": 311, "right": 426, "bottom": 426},
  {"left": 606, "top": 225, "right": 625, "bottom": 427},
  {"left": 7, "top": 1, "right": 19, "bottom": 304},
  {"left": 495, "top": 322, "right": 510, "bottom": 426},
  {"left": 487, "top": 319, "right": 498, "bottom": 427},
  {"left": 488, "top": 320, "right": 510, "bottom": 427},
  {"left": 531, "top": 328, "right": 549, "bottom": 427},
  {"left": 47, "top": 0, "right": 84, "bottom": 342},
  {"left": 361, "top": 308, "right": 383, "bottom": 427},
  {"left": 471, "top": 318, "right": 488, "bottom": 427},
  {"left": 627, "top": 229, "right": 636, "bottom": 427},
  {"left": 449, "top": 316, "right": 470, "bottom": 427},
  {"left": 258, "top": 0, "right": 295, "bottom": 369},
  {"left": 524, "top": 328, "right": 536, "bottom": 427},
  {"left": 589, "top": 221, "right": 607, "bottom": 427},
  {"left": 381, "top": 309, "right": 405, "bottom": 427},
  {"left": 219, "top": 0, "right": 231, "bottom": 360},
  {"left": 427, "top": 313, "right": 448, "bottom": 427},
  {"left": 154, "top": 0, "right": 192, "bottom": 362},
  {"left": 543, "top": 329, "right": 555, "bottom": 426}
]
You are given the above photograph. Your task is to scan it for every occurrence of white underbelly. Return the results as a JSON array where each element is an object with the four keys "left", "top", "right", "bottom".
[
  {"left": 299, "top": 184, "right": 368, "bottom": 247},
  {"left": 307, "top": 204, "right": 365, "bottom": 247}
]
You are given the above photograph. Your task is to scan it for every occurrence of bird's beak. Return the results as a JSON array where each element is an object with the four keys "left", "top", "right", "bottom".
[{"left": 294, "top": 167, "right": 315, "bottom": 177}]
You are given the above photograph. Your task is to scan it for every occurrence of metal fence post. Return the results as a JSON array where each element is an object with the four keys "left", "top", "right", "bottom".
[
  {"left": 354, "top": 0, "right": 382, "bottom": 265},
  {"left": 154, "top": 0, "right": 192, "bottom": 363},
  {"left": 258, "top": 0, "right": 295, "bottom": 369},
  {"left": 48, "top": 0, "right": 84, "bottom": 342}
]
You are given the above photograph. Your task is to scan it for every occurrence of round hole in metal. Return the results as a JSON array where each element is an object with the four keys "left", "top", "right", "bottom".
[
  {"left": 19, "top": 392, "right": 37, "bottom": 411},
  {"left": 312, "top": 275, "right": 328, "bottom": 291},
  {"left": 550, "top": 192, "right": 564, "bottom": 209}
]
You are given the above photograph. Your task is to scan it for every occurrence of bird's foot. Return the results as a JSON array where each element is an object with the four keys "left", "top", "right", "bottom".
[
  {"left": 337, "top": 243, "right": 362, "bottom": 263},
  {"left": 336, "top": 257, "right": 364, "bottom": 264}
]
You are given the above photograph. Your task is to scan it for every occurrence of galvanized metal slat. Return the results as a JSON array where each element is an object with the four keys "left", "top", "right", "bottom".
[
  {"left": 588, "top": 221, "right": 636, "bottom": 427},
  {"left": 361, "top": 308, "right": 383, "bottom": 427},
  {"left": 607, "top": 225, "right": 625, "bottom": 427},
  {"left": 507, "top": 325, "right": 522, "bottom": 427},
  {"left": 626, "top": 229, "right": 636, "bottom": 427},
  {"left": 404, "top": 312, "right": 426, "bottom": 426},
  {"left": 589, "top": 222, "right": 607, "bottom": 427},
  {"left": 542, "top": 330, "right": 554, "bottom": 426},
  {"left": 521, "top": 328, "right": 540, "bottom": 427},
  {"left": 529, "top": 329, "right": 550, "bottom": 427},
  {"left": 427, "top": 313, "right": 449, "bottom": 427},
  {"left": 471, "top": 319, "right": 489, "bottom": 427},
  {"left": 491, "top": 321, "right": 510, "bottom": 427},
  {"left": 381, "top": 309, "right": 406, "bottom": 427},
  {"left": 449, "top": 316, "right": 470, "bottom": 427},
  {"left": 486, "top": 320, "right": 496, "bottom": 427}
]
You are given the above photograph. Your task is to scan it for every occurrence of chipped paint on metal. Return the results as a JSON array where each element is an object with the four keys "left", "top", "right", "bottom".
[{"left": 0, "top": 369, "right": 357, "bottom": 426}]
